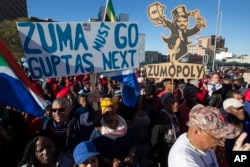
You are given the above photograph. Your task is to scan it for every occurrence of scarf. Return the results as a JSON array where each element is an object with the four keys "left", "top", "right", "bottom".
[{"left": 100, "top": 115, "right": 127, "bottom": 140}]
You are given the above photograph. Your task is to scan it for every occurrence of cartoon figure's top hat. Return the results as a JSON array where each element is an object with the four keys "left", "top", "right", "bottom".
[{"left": 172, "top": 5, "right": 190, "bottom": 22}]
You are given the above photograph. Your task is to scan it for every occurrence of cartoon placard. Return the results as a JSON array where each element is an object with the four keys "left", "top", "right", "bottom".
[
  {"left": 146, "top": 2, "right": 206, "bottom": 79},
  {"left": 148, "top": 2, "right": 206, "bottom": 62},
  {"left": 16, "top": 22, "right": 139, "bottom": 79}
]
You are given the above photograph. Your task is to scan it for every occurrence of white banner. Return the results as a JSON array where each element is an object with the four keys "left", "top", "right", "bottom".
[{"left": 17, "top": 22, "right": 139, "bottom": 79}]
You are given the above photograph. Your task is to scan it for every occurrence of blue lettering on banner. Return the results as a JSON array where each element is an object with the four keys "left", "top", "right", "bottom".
[
  {"left": 28, "top": 54, "right": 93, "bottom": 79},
  {"left": 102, "top": 50, "right": 136, "bottom": 70},
  {"left": 17, "top": 22, "right": 89, "bottom": 54},
  {"left": 100, "top": 23, "right": 138, "bottom": 70},
  {"left": 56, "top": 24, "right": 73, "bottom": 51},
  {"left": 93, "top": 22, "right": 110, "bottom": 52},
  {"left": 61, "top": 55, "right": 72, "bottom": 75},
  {"left": 17, "top": 22, "right": 42, "bottom": 54},
  {"left": 74, "top": 23, "right": 88, "bottom": 51},
  {"left": 75, "top": 53, "right": 94, "bottom": 73},
  {"left": 115, "top": 23, "right": 139, "bottom": 49},
  {"left": 17, "top": 22, "right": 139, "bottom": 79},
  {"left": 37, "top": 23, "right": 57, "bottom": 53}
]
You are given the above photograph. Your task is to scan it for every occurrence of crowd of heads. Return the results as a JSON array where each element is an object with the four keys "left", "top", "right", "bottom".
[{"left": 1, "top": 62, "right": 250, "bottom": 167}]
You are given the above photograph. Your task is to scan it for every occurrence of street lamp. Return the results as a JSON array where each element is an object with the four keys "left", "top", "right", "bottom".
[{"left": 212, "top": 0, "right": 221, "bottom": 71}]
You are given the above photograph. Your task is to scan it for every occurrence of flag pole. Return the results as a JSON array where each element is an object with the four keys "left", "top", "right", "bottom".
[
  {"left": 212, "top": 0, "right": 221, "bottom": 71},
  {"left": 103, "top": 0, "right": 109, "bottom": 21}
]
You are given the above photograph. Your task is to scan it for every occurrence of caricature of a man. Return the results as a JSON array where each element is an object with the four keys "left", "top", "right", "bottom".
[{"left": 148, "top": 3, "right": 206, "bottom": 62}]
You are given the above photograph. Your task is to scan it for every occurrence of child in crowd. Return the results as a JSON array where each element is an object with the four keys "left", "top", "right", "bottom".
[{"left": 73, "top": 141, "right": 100, "bottom": 167}]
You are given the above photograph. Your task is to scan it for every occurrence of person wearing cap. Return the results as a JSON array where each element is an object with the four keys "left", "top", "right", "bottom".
[
  {"left": 218, "top": 89, "right": 244, "bottom": 118},
  {"left": 73, "top": 141, "right": 100, "bottom": 167},
  {"left": 150, "top": 92, "right": 179, "bottom": 167},
  {"left": 89, "top": 97, "right": 138, "bottom": 167},
  {"left": 168, "top": 106, "right": 250, "bottom": 167},
  {"left": 178, "top": 85, "right": 198, "bottom": 134},
  {"left": 223, "top": 98, "right": 246, "bottom": 129},
  {"left": 214, "top": 90, "right": 244, "bottom": 167},
  {"left": 223, "top": 98, "right": 250, "bottom": 161}
]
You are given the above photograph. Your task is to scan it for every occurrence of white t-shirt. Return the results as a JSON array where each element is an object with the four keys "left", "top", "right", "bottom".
[{"left": 168, "top": 133, "right": 219, "bottom": 167}]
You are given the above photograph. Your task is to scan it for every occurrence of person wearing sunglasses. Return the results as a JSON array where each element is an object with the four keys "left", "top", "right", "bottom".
[
  {"left": 168, "top": 105, "right": 250, "bottom": 167},
  {"left": 43, "top": 97, "right": 95, "bottom": 153}
]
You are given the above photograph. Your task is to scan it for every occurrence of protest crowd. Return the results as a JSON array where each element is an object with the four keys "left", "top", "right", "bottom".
[{"left": 1, "top": 59, "right": 250, "bottom": 167}]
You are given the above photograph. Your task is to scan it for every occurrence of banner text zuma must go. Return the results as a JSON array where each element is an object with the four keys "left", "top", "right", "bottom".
[{"left": 17, "top": 22, "right": 139, "bottom": 79}]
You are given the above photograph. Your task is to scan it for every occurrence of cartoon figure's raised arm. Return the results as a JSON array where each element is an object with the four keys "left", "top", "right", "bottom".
[{"left": 147, "top": 2, "right": 168, "bottom": 27}]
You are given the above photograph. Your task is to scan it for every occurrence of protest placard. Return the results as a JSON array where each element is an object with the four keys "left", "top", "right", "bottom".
[{"left": 17, "top": 22, "right": 139, "bottom": 79}]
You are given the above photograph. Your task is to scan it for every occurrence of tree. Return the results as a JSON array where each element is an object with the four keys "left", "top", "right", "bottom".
[{"left": 0, "top": 17, "right": 30, "bottom": 60}]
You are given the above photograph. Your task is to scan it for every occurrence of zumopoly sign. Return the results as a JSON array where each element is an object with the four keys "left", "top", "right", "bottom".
[{"left": 146, "top": 62, "right": 203, "bottom": 79}]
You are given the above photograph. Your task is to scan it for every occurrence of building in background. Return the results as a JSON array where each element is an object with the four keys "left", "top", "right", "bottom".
[
  {"left": 0, "top": 0, "right": 27, "bottom": 21},
  {"left": 198, "top": 35, "right": 226, "bottom": 51},
  {"left": 184, "top": 35, "right": 227, "bottom": 63},
  {"left": 145, "top": 51, "right": 167, "bottom": 64},
  {"left": 139, "top": 34, "right": 145, "bottom": 63},
  {"left": 188, "top": 35, "right": 226, "bottom": 56},
  {"left": 118, "top": 13, "right": 129, "bottom": 22},
  {"left": 30, "top": 17, "right": 54, "bottom": 22}
]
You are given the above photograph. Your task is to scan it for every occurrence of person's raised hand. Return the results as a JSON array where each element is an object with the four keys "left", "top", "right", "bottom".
[{"left": 233, "top": 132, "right": 250, "bottom": 151}]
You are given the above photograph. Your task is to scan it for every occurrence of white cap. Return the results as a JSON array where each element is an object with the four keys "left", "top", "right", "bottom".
[{"left": 223, "top": 98, "right": 243, "bottom": 110}]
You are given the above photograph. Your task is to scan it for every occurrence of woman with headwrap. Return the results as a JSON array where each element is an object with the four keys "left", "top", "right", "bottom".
[{"left": 89, "top": 97, "right": 138, "bottom": 167}]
